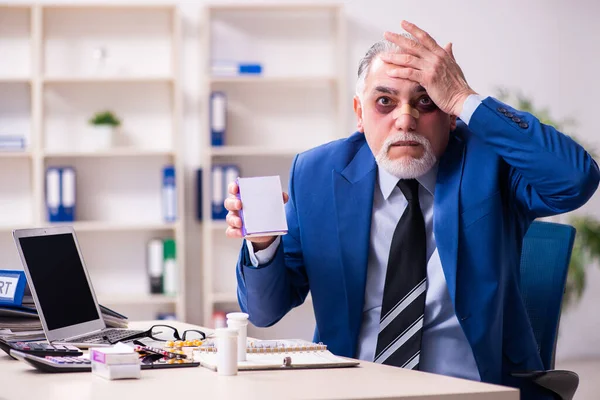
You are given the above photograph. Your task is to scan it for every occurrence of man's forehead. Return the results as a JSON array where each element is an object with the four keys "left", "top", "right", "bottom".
[{"left": 365, "top": 56, "right": 424, "bottom": 96}]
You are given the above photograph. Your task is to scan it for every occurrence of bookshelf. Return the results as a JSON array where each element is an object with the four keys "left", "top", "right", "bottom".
[
  {"left": 0, "top": 4, "right": 186, "bottom": 321},
  {"left": 199, "top": 4, "right": 346, "bottom": 339}
]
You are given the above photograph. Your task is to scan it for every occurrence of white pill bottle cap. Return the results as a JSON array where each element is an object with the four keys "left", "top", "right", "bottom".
[{"left": 226, "top": 312, "right": 249, "bottom": 324}]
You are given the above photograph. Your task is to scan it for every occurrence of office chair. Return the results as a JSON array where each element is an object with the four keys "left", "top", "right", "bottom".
[{"left": 513, "top": 221, "right": 579, "bottom": 400}]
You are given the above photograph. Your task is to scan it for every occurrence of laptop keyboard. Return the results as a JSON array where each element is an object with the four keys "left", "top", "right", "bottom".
[{"left": 64, "top": 328, "right": 144, "bottom": 344}]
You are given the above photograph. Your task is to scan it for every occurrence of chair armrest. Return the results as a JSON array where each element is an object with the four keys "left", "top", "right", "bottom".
[{"left": 511, "top": 370, "right": 579, "bottom": 400}]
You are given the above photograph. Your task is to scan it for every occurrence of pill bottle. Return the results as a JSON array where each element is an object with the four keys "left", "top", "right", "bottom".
[
  {"left": 226, "top": 312, "right": 249, "bottom": 361},
  {"left": 216, "top": 327, "right": 238, "bottom": 376}
]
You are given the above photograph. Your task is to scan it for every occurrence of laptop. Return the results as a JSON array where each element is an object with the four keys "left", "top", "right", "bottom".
[{"left": 12, "top": 226, "right": 144, "bottom": 347}]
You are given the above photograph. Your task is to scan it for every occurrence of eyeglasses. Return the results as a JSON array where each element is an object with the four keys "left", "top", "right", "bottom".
[{"left": 104, "top": 324, "right": 206, "bottom": 345}]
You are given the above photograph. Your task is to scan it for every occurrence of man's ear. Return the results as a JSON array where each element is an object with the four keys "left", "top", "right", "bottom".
[
  {"left": 353, "top": 96, "right": 364, "bottom": 133},
  {"left": 449, "top": 114, "right": 457, "bottom": 131}
]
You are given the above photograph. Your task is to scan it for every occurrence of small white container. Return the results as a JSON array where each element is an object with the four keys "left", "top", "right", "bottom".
[
  {"left": 81, "top": 125, "right": 114, "bottom": 151},
  {"left": 226, "top": 312, "right": 249, "bottom": 362},
  {"left": 92, "top": 362, "right": 141, "bottom": 380},
  {"left": 216, "top": 327, "right": 238, "bottom": 376}
]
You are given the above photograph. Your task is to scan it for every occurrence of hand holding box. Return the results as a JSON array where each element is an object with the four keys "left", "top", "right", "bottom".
[{"left": 235, "top": 176, "right": 288, "bottom": 238}]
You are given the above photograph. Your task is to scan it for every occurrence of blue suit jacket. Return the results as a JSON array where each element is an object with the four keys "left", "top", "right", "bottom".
[{"left": 236, "top": 97, "right": 599, "bottom": 395}]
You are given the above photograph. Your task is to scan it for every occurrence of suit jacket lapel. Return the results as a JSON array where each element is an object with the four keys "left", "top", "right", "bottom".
[
  {"left": 333, "top": 141, "right": 377, "bottom": 353},
  {"left": 434, "top": 134, "right": 465, "bottom": 306}
]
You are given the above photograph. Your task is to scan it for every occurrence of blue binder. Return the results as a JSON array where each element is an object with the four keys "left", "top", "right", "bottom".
[
  {"left": 162, "top": 165, "right": 177, "bottom": 222},
  {"left": 61, "top": 167, "right": 76, "bottom": 222},
  {"left": 211, "top": 164, "right": 240, "bottom": 220},
  {"left": 196, "top": 168, "right": 203, "bottom": 221},
  {"left": 46, "top": 167, "right": 76, "bottom": 222},
  {"left": 210, "top": 91, "right": 226, "bottom": 146}
]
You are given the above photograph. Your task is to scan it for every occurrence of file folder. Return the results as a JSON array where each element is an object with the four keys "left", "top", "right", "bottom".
[
  {"left": 196, "top": 168, "right": 203, "bottom": 221},
  {"left": 224, "top": 166, "right": 239, "bottom": 196},
  {"left": 162, "top": 165, "right": 177, "bottom": 222},
  {"left": 46, "top": 167, "right": 76, "bottom": 222},
  {"left": 210, "top": 91, "right": 226, "bottom": 146},
  {"left": 147, "top": 239, "right": 163, "bottom": 294},
  {"left": 211, "top": 165, "right": 225, "bottom": 220},
  {"left": 211, "top": 164, "right": 240, "bottom": 220},
  {"left": 61, "top": 167, "right": 76, "bottom": 222},
  {"left": 163, "top": 239, "right": 177, "bottom": 296},
  {"left": 46, "top": 168, "right": 61, "bottom": 222}
]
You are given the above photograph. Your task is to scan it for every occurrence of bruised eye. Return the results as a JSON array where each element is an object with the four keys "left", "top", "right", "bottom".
[
  {"left": 375, "top": 96, "right": 396, "bottom": 113},
  {"left": 419, "top": 97, "right": 432, "bottom": 106},
  {"left": 416, "top": 96, "right": 438, "bottom": 112},
  {"left": 377, "top": 97, "right": 392, "bottom": 106}
]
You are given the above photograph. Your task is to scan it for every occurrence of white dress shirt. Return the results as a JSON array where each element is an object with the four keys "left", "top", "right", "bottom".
[{"left": 247, "top": 95, "right": 484, "bottom": 381}]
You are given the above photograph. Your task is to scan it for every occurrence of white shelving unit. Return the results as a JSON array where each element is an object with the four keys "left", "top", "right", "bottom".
[
  {"left": 0, "top": 4, "right": 186, "bottom": 321},
  {"left": 199, "top": 4, "right": 346, "bottom": 339}
]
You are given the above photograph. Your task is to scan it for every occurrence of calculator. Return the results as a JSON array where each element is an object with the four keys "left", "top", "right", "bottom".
[
  {"left": 0, "top": 339, "right": 83, "bottom": 359},
  {"left": 10, "top": 350, "right": 200, "bottom": 373},
  {"left": 10, "top": 351, "right": 92, "bottom": 373}
]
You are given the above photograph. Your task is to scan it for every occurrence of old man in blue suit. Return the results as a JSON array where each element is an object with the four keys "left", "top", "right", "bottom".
[{"left": 224, "top": 21, "right": 599, "bottom": 399}]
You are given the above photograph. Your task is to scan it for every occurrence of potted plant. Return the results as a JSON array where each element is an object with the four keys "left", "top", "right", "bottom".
[
  {"left": 85, "top": 110, "right": 121, "bottom": 151},
  {"left": 497, "top": 88, "right": 600, "bottom": 308}
]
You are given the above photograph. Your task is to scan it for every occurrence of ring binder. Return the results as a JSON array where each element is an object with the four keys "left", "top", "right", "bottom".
[
  {"left": 194, "top": 341, "right": 328, "bottom": 354},
  {"left": 192, "top": 339, "right": 359, "bottom": 371}
]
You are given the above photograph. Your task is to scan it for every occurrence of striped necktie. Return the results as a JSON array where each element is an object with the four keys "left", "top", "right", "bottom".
[{"left": 374, "top": 179, "right": 427, "bottom": 369}]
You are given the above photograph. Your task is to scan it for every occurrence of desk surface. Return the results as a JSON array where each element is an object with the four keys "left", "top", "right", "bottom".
[{"left": 0, "top": 321, "right": 518, "bottom": 400}]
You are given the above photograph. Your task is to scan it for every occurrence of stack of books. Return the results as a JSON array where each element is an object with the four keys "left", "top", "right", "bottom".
[{"left": 0, "top": 287, "right": 43, "bottom": 342}]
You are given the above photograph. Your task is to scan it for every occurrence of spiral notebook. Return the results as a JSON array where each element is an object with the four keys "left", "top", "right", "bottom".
[{"left": 194, "top": 339, "right": 359, "bottom": 371}]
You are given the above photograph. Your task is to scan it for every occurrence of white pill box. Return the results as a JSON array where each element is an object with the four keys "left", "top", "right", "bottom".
[
  {"left": 236, "top": 176, "right": 288, "bottom": 238},
  {"left": 92, "top": 362, "right": 141, "bottom": 380}
]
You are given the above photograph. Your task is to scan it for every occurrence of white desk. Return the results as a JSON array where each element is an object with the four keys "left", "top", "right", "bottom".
[{"left": 0, "top": 321, "right": 518, "bottom": 400}]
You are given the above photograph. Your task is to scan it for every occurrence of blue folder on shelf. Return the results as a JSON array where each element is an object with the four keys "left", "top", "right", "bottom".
[
  {"left": 45, "top": 167, "right": 76, "bottom": 222},
  {"left": 162, "top": 165, "right": 177, "bottom": 222},
  {"left": 211, "top": 164, "right": 240, "bottom": 220},
  {"left": 196, "top": 168, "right": 203, "bottom": 221},
  {"left": 210, "top": 91, "right": 226, "bottom": 146}
]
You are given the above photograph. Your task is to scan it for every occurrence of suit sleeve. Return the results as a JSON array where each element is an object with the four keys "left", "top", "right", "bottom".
[
  {"left": 235, "top": 154, "right": 309, "bottom": 327},
  {"left": 468, "top": 97, "right": 600, "bottom": 220}
]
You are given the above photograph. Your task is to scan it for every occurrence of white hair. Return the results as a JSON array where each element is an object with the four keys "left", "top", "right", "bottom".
[{"left": 355, "top": 33, "right": 416, "bottom": 101}]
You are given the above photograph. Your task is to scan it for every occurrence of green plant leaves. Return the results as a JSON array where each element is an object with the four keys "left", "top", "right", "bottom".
[{"left": 89, "top": 110, "right": 121, "bottom": 127}]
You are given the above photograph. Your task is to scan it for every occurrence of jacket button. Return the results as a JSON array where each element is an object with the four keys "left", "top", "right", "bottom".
[
  {"left": 505, "top": 112, "right": 514, "bottom": 118},
  {"left": 512, "top": 117, "right": 521, "bottom": 123},
  {"left": 497, "top": 107, "right": 507, "bottom": 113},
  {"left": 519, "top": 122, "right": 529, "bottom": 129}
]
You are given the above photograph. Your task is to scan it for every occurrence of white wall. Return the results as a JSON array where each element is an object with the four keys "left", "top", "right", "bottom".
[{"left": 9, "top": 0, "right": 599, "bottom": 362}]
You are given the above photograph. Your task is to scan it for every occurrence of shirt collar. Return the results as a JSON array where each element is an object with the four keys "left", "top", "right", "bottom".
[{"left": 378, "top": 163, "right": 438, "bottom": 200}]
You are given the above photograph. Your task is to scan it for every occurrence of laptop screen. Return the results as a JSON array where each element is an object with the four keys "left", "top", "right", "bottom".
[{"left": 18, "top": 233, "right": 100, "bottom": 331}]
